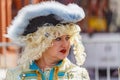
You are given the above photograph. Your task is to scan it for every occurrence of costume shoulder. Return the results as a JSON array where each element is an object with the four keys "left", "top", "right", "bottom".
[
  {"left": 6, "top": 66, "right": 22, "bottom": 80},
  {"left": 60, "top": 58, "right": 90, "bottom": 80},
  {"left": 77, "top": 67, "right": 90, "bottom": 80},
  {"left": 6, "top": 69, "right": 14, "bottom": 80},
  {"left": 6, "top": 63, "right": 30, "bottom": 80}
]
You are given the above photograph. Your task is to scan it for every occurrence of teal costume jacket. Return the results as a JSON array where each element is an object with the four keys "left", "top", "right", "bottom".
[{"left": 6, "top": 58, "right": 90, "bottom": 80}]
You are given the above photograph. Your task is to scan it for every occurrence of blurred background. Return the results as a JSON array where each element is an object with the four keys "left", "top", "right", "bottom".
[{"left": 0, "top": 0, "right": 120, "bottom": 80}]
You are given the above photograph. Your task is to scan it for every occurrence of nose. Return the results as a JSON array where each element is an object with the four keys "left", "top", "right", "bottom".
[{"left": 61, "top": 39, "right": 69, "bottom": 48}]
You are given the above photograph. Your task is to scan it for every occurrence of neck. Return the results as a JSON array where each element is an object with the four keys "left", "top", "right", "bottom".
[{"left": 35, "top": 56, "right": 58, "bottom": 71}]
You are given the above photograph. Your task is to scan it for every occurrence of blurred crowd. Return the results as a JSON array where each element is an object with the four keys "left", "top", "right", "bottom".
[{"left": 78, "top": 0, "right": 120, "bottom": 34}]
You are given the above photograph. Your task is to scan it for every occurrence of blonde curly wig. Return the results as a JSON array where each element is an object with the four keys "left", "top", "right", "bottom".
[{"left": 18, "top": 23, "right": 86, "bottom": 66}]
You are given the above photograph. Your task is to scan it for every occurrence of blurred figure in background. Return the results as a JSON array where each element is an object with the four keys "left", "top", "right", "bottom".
[{"left": 109, "top": 0, "right": 120, "bottom": 32}]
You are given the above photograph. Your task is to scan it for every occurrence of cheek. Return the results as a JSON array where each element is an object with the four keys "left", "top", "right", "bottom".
[
  {"left": 52, "top": 42, "right": 60, "bottom": 48},
  {"left": 67, "top": 45, "right": 71, "bottom": 52},
  {"left": 67, "top": 42, "right": 71, "bottom": 48},
  {"left": 52, "top": 45, "right": 60, "bottom": 52},
  {"left": 50, "top": 44, "right": 59, "bottom": 52},
  {"left": 68, "top": 43, "right": 71, "bottom": 52}
]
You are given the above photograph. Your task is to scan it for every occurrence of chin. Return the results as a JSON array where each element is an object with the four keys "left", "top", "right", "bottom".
[
  {"left": 59, "top": 56, "right": 67, "bottom": 60},
  {"left": 57, "top": 52, "right": 68, "bottom": 59}
]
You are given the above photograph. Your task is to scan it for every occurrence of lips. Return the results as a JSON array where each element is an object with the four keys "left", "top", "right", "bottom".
[{"left": 60, "top": 49, "right": 66, "bottom": 54}]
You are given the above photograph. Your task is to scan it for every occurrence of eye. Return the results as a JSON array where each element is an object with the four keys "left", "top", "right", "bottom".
[
  {"left": 55, "top": 37, "right": 61, "bottom": 41},
  {"left": 66, "top": 36, "right": 70, "bottom": 41}
]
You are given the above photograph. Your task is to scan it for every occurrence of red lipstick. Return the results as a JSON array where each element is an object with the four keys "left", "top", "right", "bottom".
[{"left": 60, "top": 49, "right": 66, "bottom": 54}]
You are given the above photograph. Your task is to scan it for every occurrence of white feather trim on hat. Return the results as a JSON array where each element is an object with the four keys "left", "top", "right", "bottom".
[{"left": 6, "top": 1, "right": 85, "bottom": 42}]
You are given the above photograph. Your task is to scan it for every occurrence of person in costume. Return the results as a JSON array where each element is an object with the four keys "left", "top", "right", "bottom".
[{"left": 6, "top": 1, "right": 90, "bottom": 80}]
